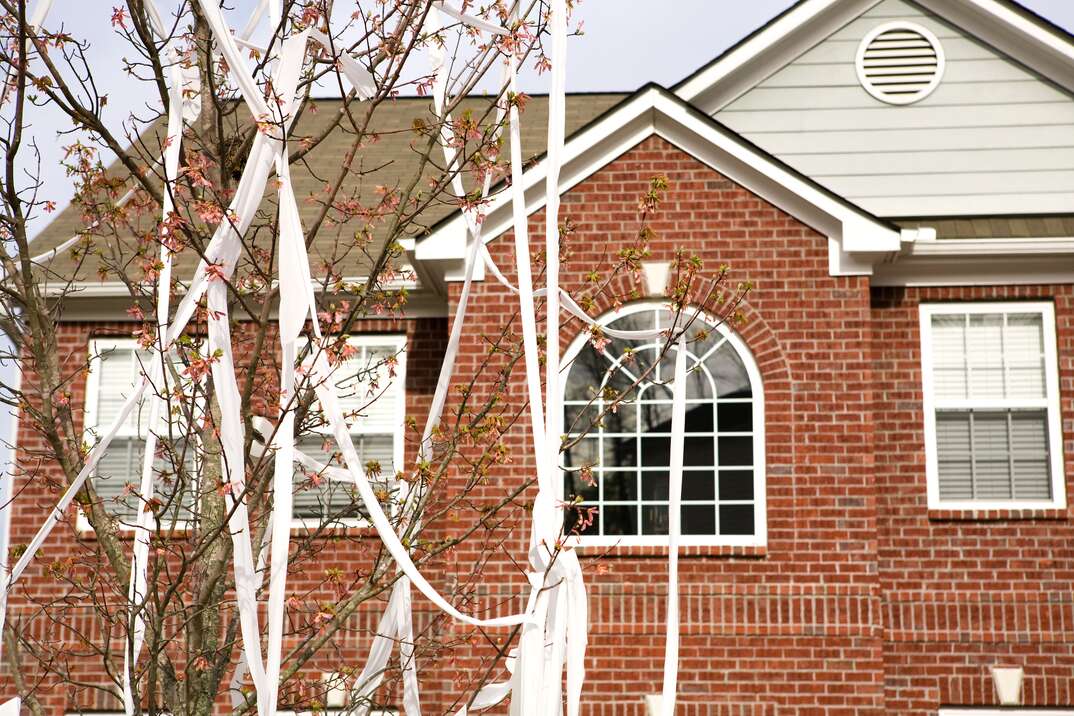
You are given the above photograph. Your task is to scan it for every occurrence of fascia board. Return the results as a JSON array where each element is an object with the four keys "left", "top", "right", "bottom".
[
  {"left": 874, "top": 237, "right": 1074, "bottom": 286},
  {"left": 676, "top": 0, "right": 880, "bottom": 113},
  {"left": 917, "top": 0, "right": 1074, "bottom": 94}
]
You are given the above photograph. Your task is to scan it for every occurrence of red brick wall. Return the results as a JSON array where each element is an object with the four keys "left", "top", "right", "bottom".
[
  {"left": 6, "top": 316, "right": 447, "bottom": 713},
  {"left": 872, "top": 285, "right": 1074, "bottom": 712},
  {"left": 429, "top": 136, "right": 886, "bottom": 713},
  {"left": 9, "top": 134, "right": 1074, "bottom": 715}
]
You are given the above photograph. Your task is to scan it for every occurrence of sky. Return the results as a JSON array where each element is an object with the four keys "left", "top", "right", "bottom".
[{"left": 3, "top": 0, "right": 1074, "bottom": 470}]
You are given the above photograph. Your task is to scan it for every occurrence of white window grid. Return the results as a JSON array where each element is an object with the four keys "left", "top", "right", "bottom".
[
  {"left": 293, "top": 334, "right": 407, "bottom": 530},
  {"left": 919, "top": 302, "right": 1067, "bottom": 510},
  {"left": 560, "top": 302, "right": 766, "bottom": 548}
]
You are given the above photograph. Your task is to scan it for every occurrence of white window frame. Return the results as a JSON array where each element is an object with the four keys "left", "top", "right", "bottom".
[
  {"left": 559, "top": 302, "right": 767, "bottom": 549},
  {"left": 291, "top": 334, "right": 407, "bottom": 531},
  {"left": 82, "top": 337, "right": 199, "bottom": 532},
  {"left": 919, "top": 302, "right": 1066, "bottom": 511}
]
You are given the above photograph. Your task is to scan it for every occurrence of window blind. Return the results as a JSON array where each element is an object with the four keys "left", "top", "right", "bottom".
[{"left": 928, "top": 310, "right": 1053, "bottom": 503}]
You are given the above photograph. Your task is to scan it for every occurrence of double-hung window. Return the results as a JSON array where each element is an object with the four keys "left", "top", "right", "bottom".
[
  {"left": 84, "top": 338, "right": 198, "bottom": 529},
  {"left": 293, "top": 335, "right": 406, "bottom": 529},
  {"left": 920, "top": 303, "right": 1066, "bottom": 510}
]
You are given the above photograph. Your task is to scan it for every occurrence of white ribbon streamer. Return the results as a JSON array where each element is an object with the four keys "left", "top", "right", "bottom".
[
  {"left": 0, "top": 3, "right": 663, "bottom": 715},
  {"left": 123, "top": 13, "right": 193, "bottom": 708},
  {"left": 308, "top": 351, "right": 530, "bottom": 630},
  {"left": 433, "top": 2, "right": 510, "bottom": 36},
  {"left": 661, "top": 334, "right": 687, "bottom": 715}
]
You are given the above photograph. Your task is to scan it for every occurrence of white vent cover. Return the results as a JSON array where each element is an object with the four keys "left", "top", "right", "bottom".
[{"left": 856, "top": 21, "right": 945, "bottom": 105}]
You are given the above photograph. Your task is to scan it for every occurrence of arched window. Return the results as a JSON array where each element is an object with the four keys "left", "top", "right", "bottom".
[{"left": 561, "top": 303, "right": 765, "bottom": 546}]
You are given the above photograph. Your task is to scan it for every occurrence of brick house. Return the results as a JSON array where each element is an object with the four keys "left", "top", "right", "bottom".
[{"left": 9, "top": 0, "right": 1074, "bottom": 714}]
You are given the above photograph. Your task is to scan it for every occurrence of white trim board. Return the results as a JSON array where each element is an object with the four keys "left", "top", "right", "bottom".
[
  {"left": 415, "top": 85, "right": 901, "bottom": 280},
  {"left": 675, "top": 0, "right": 1074, "bottom": 114},
  {"left": 875, "top": 236, "right": 1074, "bottom": 287}
]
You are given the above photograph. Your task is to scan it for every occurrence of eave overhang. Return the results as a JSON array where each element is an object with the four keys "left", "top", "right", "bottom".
[{"left": 875, "top": 235, "right": 1074, "bottom": 286}]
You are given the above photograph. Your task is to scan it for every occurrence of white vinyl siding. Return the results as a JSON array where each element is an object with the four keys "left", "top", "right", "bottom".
[
  {"left": 920, "top": 303, "right": 1066, "bottom": 510},
  {"left": 715, "top": 0, "right": 1074, "bottom": 217},
  {"left": 293, "top": 336, "right": 406, "bottom": 528},
  {"left": 84, "top": 339, "right": 197, "bottom": 528}
]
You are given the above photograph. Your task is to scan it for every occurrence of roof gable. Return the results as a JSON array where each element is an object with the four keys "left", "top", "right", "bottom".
[
  {"left": 676, "top": 0, "right": 1074, "bottom": 111},
  {"left": 415, "top": 85, "right": 901, "bottom": 281},
  {"left": 673, "top": 0, "right": 1074, "bottom": 218},
  {"left": 715, "top": 0, "right": 1074, "bottom": 216}
]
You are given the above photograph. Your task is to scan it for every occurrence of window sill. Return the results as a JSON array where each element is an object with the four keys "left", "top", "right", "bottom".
[
  {"left": 572, "top": 543, "right": 767, "bottom": 559},
  {"left": 927, "top": 508, "right": 1069, "bottom": 522}
]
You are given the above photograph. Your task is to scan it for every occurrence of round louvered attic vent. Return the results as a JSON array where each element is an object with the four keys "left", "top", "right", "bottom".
[{"left": 855, "top": 22, "right": 945, "bottom": 105}]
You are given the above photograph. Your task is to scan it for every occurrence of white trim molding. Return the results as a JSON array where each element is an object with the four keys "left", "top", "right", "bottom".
[
  {"left": 415, "top": 85, "right": 901, "bottom": 282},
  {"left": 674, "top": 0, "right": 880, "bottom": 112},
  {"left": 919, "top": 302, "right": 1067, "bottom": 511}
]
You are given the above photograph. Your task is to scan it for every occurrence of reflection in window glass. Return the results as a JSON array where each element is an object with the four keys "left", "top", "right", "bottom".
[{"left": 561, "top": 305, "right": 760, "bottom": 541}]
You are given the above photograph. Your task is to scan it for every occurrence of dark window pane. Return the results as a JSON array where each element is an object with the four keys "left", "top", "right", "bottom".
[
  {"left": 641, "top": 437, "right": 671, "bottom": 466},
  {"left": 564, "top": 504, "right": 599, "bottom": 536},
  {"left": 603, "top": 436, "right": 637, "bottom": 467},
  {"left": 602, "top": 505, "right": 637, "bottom": 536},
  {"left": 682, "top": 471, "right": 715, "bottom": 500},
  {"left": 717, "top": 402, "right": 752, "bottom": 432},
  {"left": 718, "top": 436, "right": 753, "bottom": 466},
  {"left": 564, "top": 403, "right": 600, "bottom": 434},
  {"left": 712, "top": 344, "right": 752, "bottom": 398},
  {"left": 564, "top": 437, "right": 598, "bottom": 468},
  {"left": 684, "top": 403, "right": 714, "bottom": 432},
  {"left": 719, "top": 505, "right": 755, "bottom": 535},
  {"left": 684, "top": 365, "right": 716, "bottom": 401},
  {"left": 602, "top": 404, "right": 637, "bottom": 434},
  {"left": 602, "top": 473, "right": 637, "bottom": 502},
  {"left": 642, "top": 505, "right": 669, "bottom": 535},
  {"left": 639, "top": 399, "right": 674, "bottom": 433},
  {"left": 682, "top": 505, "right": 716, "bottom": 535},
  {"left": 563, "top": 472, "right": 598, "bottom": 502},
  {"left": 684, "top": 437, "right": 715, "bottom": 466},
  {"left": 642, "top": 472, "right": 669, "bottom": 500},
  {"left": 564, "top": 344, "right": 605, "bottom": 401},
  {"left": 718, "top": 470, "right": 754, "bottom": 501}
]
